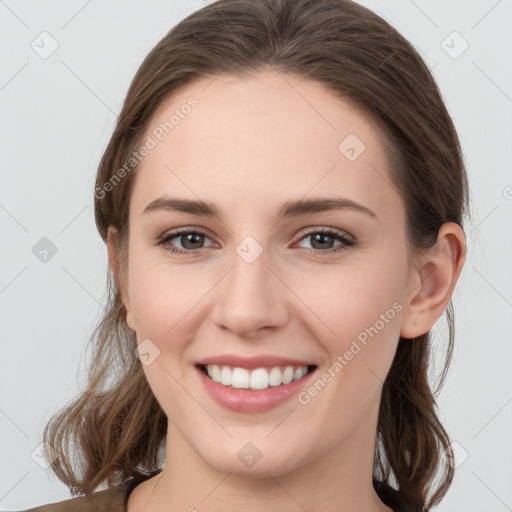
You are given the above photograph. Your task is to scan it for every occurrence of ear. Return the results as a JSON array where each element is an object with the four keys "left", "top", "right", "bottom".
[
  {"left": 107, "top": 226, "right": 136, "bottom": 332},
  {"left": 400, "top": 222, "right": 466, "bottom": 339}
]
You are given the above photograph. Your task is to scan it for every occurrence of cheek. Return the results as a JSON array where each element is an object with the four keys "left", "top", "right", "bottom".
[
  {"left": 127, "top": 255, "right": 207, "bottom": 411},
  {"left": 295, "top": 261, "right": 405, "bottom": 345},
  {"left": 292, "top": 266, "right": 405, "bottom": 430},
  {"left": 127, "top": 245, "right": 203, "bottom": 338},
  {"left": 290, "top": 255, "right": 407, "bottom": 410},
  {"left": 127, "top": 256, "right": 229, "bottom": 380}
]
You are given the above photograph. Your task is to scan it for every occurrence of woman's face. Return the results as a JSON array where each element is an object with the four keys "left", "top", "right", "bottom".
[{"left": 118, "top": 69, "right": 416, "bottom": 477}]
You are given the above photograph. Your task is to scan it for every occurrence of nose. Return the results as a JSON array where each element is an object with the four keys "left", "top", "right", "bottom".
[{"left": 211, "top": 247, "right": 289, "bottom": 339}]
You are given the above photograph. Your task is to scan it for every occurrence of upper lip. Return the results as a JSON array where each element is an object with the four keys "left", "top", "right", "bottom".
[{"left": 196, "top": 355, "right": 316, "bottom": 370}]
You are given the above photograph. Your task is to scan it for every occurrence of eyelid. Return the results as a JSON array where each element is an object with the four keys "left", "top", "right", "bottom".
[
  {"left": 295, "top": 226, "right": 354, "bottom": 242},
  {"left": 156, "top": 225, "right": 355, "bottom": 256},
  {"left": 155, "top": 227, "right": 217, "bottom": 249},
  {"left": 292, "top": 227, "right": 355, "bottom": 255},
  {"left": 157, "top": 225, "right": 354, "bottom": 242}
]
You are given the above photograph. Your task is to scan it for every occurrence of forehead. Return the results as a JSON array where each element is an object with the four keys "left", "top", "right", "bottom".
[{"left": 130, "top": 69, "right": 402, "bottom": 221}]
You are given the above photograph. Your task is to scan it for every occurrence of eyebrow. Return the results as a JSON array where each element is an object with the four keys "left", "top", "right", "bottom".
[{"left": 143, "top": 196, "right": 377, "bottom": 220}]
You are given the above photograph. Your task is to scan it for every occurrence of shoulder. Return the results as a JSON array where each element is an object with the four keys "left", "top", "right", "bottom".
[
  {"left": 9, "top": 470, "right": 161, "bottom": 512},
  {"left": 11, "top": 480, "right": 132, "bottom": 512}
]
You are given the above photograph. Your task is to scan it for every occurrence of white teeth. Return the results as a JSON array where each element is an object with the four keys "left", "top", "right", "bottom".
[
  {"left": 282, "top": 366, "right": 294, "bottom": 384},
  {"left": 294, "top": 366, "right": 308, "bottom": 380},
  {"left": 220, "top": 366, "right": 232, "bottom": 386},
  {"left": 231, "top": 367, "right": 250, "bottom": 389},
  {"left": 268, "top": 367, "right": 282, "bottom": 386},
  {"left": 250, "top": 368, "right": 270, "bottom": 390},
  {"left": 212, "top": 365, "right": 221, "bottom": 383},
  {"left": 203, "top": 364, "right": 310, "bottom": 390}
]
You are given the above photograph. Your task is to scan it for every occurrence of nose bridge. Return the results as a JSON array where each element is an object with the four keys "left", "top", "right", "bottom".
[{"left": 212, "top": 238, "right": 287, "bottom": 336}]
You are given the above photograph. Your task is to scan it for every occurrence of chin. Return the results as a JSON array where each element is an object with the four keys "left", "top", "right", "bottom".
[{"left": 198, "top": 441, "right": 304, "bottom": 478}]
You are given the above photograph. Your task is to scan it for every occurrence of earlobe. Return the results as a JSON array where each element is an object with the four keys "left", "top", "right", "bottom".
[
  {"left": 107, "top": 226, "right": 136, "bottom": 332},
  {"left": 400, "top": 222, "right": 466, "bottom": 339}
]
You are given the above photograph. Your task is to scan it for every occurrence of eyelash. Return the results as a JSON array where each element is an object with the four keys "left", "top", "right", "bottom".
[{"left": 155, "top": 227, "right": 355, "bottom": 257}]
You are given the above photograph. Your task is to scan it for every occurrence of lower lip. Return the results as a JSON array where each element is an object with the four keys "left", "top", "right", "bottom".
[{"left": 196, "top": 366, "right": 316, "bottom": 413}]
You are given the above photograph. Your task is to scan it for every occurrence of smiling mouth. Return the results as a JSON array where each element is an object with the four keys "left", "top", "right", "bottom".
[{"left": 197, "top": 364, "right": 317, "bottom": 391}]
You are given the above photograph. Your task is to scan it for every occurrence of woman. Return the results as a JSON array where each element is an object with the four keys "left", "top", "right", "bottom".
[{"left": 23, "top": 0, "right": 468, "bottom": 510}]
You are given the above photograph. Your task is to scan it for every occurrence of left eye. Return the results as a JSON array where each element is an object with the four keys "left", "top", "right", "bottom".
[
  {"left": 156, "top": 228, "right": 354, "bottom": 255},
  {"left": 296, "top": 229, "right": 354, "bottom": 253}
]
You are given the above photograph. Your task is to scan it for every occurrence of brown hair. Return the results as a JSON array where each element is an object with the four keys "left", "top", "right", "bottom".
[{"left": 42, "top": 0, "right": 469, "bottom": 509}]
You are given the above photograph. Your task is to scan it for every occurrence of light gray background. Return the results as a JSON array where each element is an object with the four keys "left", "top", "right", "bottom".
[{"left": 1, "top": 1, "right": 511, "bottom": 511}]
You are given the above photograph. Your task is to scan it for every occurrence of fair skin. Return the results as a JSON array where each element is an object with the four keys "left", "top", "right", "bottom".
[{"left": 107, "top": 69, "right": 465, "bottom": 512}]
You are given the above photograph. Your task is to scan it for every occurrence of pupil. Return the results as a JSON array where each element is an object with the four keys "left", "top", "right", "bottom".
[
  {"left": 183, "top": 233, "right": 203, "bottom": 249},
  {"left": 312, "top": 233, "right": 332, "bottom": 249},
  {"left": 179, "top": 233, "right": 334, "bottom": 250}
]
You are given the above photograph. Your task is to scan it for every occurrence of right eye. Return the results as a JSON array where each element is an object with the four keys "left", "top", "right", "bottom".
[{"left": 157, "top": 229, "right": 216, "bottom": 255}]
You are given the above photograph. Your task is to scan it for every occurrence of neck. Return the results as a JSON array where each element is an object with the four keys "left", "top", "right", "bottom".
[{"left": 144, "top": 403, "right": 392, "bottom": 512}]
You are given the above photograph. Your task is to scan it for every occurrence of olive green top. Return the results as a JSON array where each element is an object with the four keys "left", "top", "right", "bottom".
[
  {"left": 13, "top": 473, "right": 422, "bottom": 512},
  {"left": 13, "top": 472, "right": 152, "bottom": 512}
]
